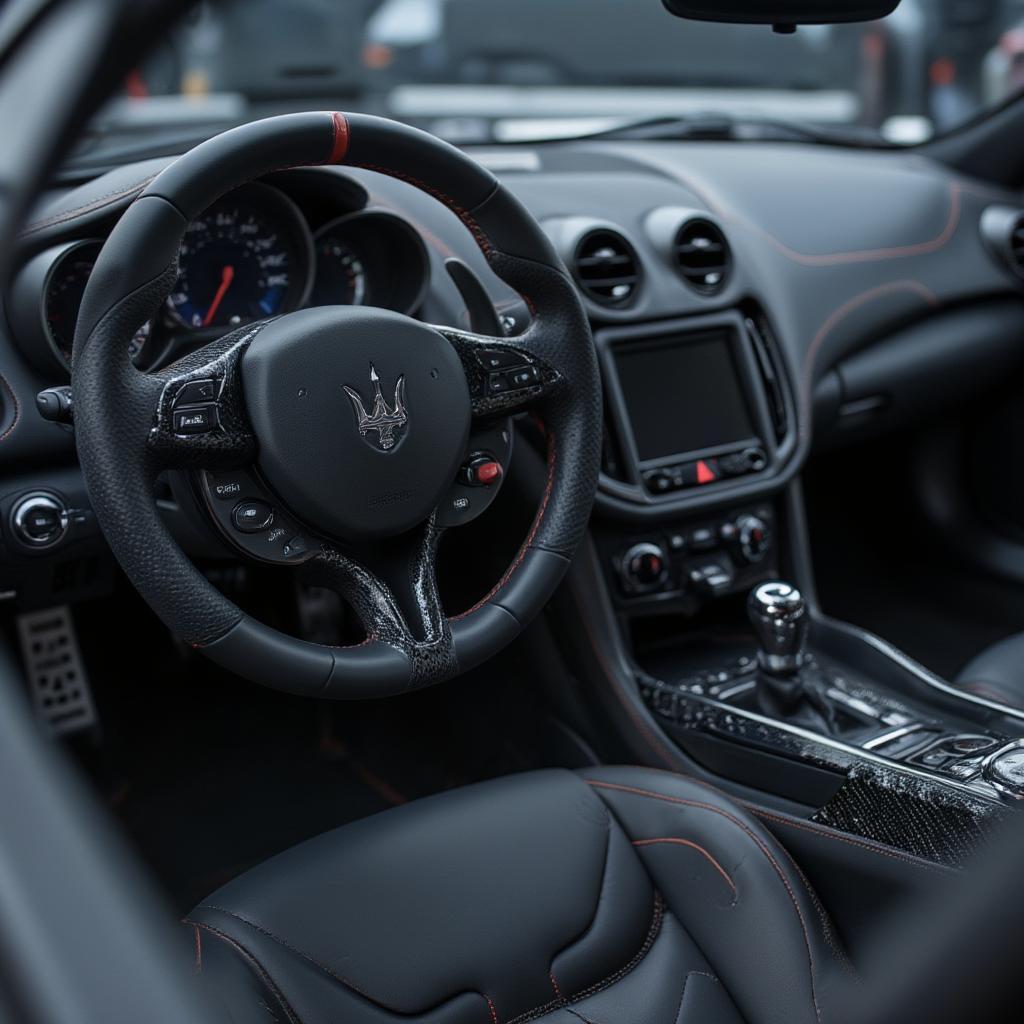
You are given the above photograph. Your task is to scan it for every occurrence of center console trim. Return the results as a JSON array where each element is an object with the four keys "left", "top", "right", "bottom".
[
  {"left": 595, "top": 310, "right": 800, "bottom": 521},
  {"left": 819, "top": 614, "right": 1024, "bottom": 724}
]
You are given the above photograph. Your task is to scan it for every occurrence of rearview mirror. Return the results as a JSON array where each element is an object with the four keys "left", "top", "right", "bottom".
[{"left": 661, "top": 0, "right": 900, "bottom": 27}]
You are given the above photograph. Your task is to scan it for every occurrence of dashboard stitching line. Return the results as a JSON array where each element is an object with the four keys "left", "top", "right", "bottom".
[
  {"left": 801, "top": 279, "right": 940, "bottom": 437},
  {"left": 18, "top": 174, "right": 158, "bottom": 237}
]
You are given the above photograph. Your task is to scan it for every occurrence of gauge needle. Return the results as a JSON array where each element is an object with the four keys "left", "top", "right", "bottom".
[{"left": 203, "top": 265, "right": 235, "bottom": 326}]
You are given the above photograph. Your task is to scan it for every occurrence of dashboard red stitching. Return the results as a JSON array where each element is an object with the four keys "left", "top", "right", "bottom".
[
  {"left": 662, "top": 164, "right": 963, "bottom": 266},
  {"left": 741, "top": 182, "right": 962, "bottom": 266},
  {"left": 800, "top": 279, "right": 940, "bottom": 435}
]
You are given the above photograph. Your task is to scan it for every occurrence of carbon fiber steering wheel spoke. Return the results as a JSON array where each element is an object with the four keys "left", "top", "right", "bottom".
[
  {"left": 145, "top": 321, "right": 268, "bottom": 469},
  {"left": 437, "top": 326, "right": 563, "bottom": 418}
]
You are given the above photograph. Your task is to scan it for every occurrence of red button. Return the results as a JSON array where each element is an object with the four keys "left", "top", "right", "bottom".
[
  {"left": 474, "top": 461, "right": 503, "bottom": 485},
  {"left": 696, "top": 459, "right": 718, "bottom": 485}
]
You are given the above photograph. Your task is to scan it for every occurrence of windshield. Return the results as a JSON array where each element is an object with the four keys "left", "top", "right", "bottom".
[{"left": 79, "top": 0, "right": 1024, "bottom": 163}]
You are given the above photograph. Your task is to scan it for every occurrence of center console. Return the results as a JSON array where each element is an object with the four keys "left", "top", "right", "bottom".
[{"left": 574, "top": 308, "right": 1023, "bottom": 871}]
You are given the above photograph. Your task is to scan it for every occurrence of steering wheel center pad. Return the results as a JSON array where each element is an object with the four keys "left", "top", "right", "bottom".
[
  {"left": 243, "top": 306, "right": 470, "bottom": 540},
  {"left": 72, "top": 111, "right": 602, "bottom": 698}
]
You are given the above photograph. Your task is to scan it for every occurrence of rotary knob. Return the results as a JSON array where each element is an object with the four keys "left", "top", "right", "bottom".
[
  {"left": 11, "top": 492, "right": 69, "bottom": 549},
  {"left": 736, "top": 514, "right": 771, "bottom": 564},
  {"left": 619, "top": 542, "right": 668, "bottom": 593}
]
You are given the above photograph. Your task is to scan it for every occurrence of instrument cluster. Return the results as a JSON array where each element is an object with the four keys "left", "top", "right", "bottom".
[{"left": 8, "top": 183, "right": 430, "bottom": 376}]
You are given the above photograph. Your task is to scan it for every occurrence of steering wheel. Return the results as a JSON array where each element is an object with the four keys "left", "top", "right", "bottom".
[{"left": 71, "top": 112, "right": 601, "bottom": 699}]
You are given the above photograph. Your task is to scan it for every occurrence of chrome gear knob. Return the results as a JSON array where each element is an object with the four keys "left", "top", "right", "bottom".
[{"left": 747, "top": 581, "right": 808, "bottom": 676}]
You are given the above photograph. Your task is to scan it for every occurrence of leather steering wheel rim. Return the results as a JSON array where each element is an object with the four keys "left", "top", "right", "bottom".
[{"left": 72, "top": 111, "right": 601, "bottom": 699}]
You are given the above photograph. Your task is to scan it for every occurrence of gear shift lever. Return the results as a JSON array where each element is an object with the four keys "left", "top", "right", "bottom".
[{"left": 747, "top": 581, "right": 811, "bottom": 713}]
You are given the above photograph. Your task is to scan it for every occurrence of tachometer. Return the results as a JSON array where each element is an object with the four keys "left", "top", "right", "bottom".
[
  {"left": 43, "top": 240, "right": 101, "bottom": 365},
  {"left": 168, "top": 183, "right": 313, "bottom": 330},
  {"left": 314, "top": 237, "right": 368, "bottom": 306}
]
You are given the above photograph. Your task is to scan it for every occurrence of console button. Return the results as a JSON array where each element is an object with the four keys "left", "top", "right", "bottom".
[
  {"left": 689, "top": 526, "right": 718, "bottom": 552},
  {"left": 173, "top": 405, "right": 218, "bottom": 435},
  {"left": 232, "top": 501, "right": 274, "bottom": 534},
  {"left": 174, "top": 379, "right": 218, "bottom": 406},
  {"left": 475, "top": 349, "right": 525, "bottom": 371},
  {"left": 644, "top": 469, "right": 676, "bottom": 494},
  {"left": 689, "top": 562, "right": 734, "bottom": 595},
  {"left": 695, "top": 458, "right": 719, "bottom": 485}
]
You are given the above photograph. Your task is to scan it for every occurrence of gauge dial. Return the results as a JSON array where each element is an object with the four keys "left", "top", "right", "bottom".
[
  {"left": 44, "top": 241, "right": 101, "bottom": 365},
  {"left": 313, "top": 237, "right": 368, "bottom": 306},
  {"left": 168, "top": 187, "right": 312, "bottom": 329}
]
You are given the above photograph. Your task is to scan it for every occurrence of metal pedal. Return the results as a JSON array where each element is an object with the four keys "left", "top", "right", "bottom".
[{"left": 16, "top": 606, "right": 97, "bottom": 737}]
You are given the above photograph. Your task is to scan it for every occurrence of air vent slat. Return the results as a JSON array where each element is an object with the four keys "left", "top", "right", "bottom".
[
  {"left": 572, "top": 230, "right": 641, "bottom": 307},
  {"left": 674, "top": 219, "right": 732, "bottom": 295}
]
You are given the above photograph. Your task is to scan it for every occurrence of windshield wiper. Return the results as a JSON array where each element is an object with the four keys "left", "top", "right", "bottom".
[{"left": 568, "top": 113, "right": 898, "bottom": 149}]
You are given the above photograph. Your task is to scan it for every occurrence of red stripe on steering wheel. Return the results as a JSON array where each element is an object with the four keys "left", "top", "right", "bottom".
[{"left": 329, "top": 111, "right": 350, "bottom": 164}]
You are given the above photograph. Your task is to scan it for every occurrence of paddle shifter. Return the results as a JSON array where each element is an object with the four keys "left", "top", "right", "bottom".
[{"left": 747, "top": 581, "right": 837, "bottom": 731}]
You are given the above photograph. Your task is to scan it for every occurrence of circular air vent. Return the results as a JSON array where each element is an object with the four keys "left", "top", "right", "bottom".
[
  {"left": 674, "top": 219, "right": 731, "bottom": 294},
  {"left": 572, "top": 230, "right": 641, "bottom": 307},
  {"left": 981, "top": 206, "right": 1024, "bottom": 282},
  {"left": 1008, "top": 216, "right": 1024, "bottom": 278}
]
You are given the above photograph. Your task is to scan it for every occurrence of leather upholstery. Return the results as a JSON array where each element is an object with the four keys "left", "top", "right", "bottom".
[
  {"left": 187, "top": 768, "right": 853, "bottom": 1024},
  {"left": 955, "top": 633, "right": 1024, "bottom": 710}
]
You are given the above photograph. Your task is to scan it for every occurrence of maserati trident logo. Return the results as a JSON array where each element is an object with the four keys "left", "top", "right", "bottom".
[{"left": 343, "top": 363, "right": 408, "bottom": 452}]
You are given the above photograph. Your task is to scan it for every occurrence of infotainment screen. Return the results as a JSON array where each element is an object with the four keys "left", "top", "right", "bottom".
[{"left": 614, "top": 329, "right": 756, "bottom": 462}]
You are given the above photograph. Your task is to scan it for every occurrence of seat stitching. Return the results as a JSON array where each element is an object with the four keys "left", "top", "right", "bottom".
[
  {"left": 672, "top": 970, "right": 721, "bottom": 1024},
  {"left": 197, "top": 903, "right": 503, "bottom": 1022},
  {"left": 505, "top": 894, "right": 664, "bottom": 1024},
  {"left": 632, "top": 838, "right": 737, "bottom": 905},
  {"left": 185, "top": 918, "right": 303, "bottom": 1024},
  {"left": 195, "top": 903, "right": 400, "bottom": 1010},
  {"left": 585, "top": 779, "right": 825, "bottom": 1024},
  {"left": 548, "top": 803, "right": 612, "bottom": 976}
]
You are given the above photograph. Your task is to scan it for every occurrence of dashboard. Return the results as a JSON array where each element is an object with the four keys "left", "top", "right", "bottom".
[{"left": 2, "top": 135, "right": 1024, "bottom": 584}]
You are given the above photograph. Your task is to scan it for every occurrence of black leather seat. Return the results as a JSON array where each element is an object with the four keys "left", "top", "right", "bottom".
[
  {"left": 955, "top": 633, "right": 1024, "bottom": 709},
  {"left": 187, "top": 767, "right": 852, "bottom": 1024}
]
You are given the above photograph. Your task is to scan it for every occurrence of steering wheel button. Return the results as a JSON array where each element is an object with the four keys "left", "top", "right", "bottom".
[
  {"left": 475, "top": 349, "right": 525, "bottom": 371},
  {"left": 508, "top": 366, "right": 540, "bottom": 388},
  {"left": 487, "top": 372, "right": 509, "bottom": 393},
  {"left": 212, "top": 479, "right": 244, "bottom": 501},
  {"left": 282, "top": 535, "right": 308, "bottom": 559},
  {"left": 172, "top": 405, "right": 218, "bottom": 435},
  {"left": 174, "top": 379, "right": 219, "bottom": 406},
  {"left": 232, "top": 501, "right": 274, "bottom": 534}
]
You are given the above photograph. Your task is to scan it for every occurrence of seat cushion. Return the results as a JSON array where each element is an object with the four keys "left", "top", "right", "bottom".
[
  {"left": 955, "top": 632, "right": 1024, "bottom": 710},
  {"left": 187, "top": 767, "right": 853, "bottom": 1024}
]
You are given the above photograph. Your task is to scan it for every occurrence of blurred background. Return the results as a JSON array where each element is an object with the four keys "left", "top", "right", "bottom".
[{"left": 69, "top": 0, "right": 1024, "bottom": 170}]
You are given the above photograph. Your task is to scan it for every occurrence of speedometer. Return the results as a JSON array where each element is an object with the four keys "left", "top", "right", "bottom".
[{"left": 167, "top": 183, "right": 313, "bottom": 330}]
